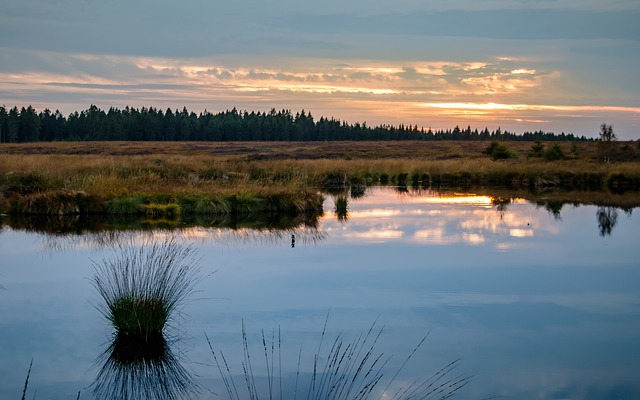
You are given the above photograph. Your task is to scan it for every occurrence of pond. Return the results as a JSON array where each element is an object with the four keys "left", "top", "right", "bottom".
[{"left": 1, "top": 187, "right": 639, "bottom": 399}]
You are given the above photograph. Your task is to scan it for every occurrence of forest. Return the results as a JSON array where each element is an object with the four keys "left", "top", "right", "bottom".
[{"left": 0, "top": 104, "right": 589, "bottom": 143}]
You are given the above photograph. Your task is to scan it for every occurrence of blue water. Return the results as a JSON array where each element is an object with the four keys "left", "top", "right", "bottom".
[{"left": 1, "top": 187, "right": 639, "bottom": 399}]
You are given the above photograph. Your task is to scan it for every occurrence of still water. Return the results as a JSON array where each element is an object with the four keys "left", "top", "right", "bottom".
[{"left": 1, "top": 187, "right": 639, "bottom": 399}]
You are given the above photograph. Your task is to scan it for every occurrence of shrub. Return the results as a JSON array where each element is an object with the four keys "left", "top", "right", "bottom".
[
  {"left": 483, "top": 141, "right": 516, "bottom": 161},
  {"left": 543, "top": 144, "right": 566, "bottom": 161},
  {"left": 528, "top": 140, "right": 545, "bottom": 158}
]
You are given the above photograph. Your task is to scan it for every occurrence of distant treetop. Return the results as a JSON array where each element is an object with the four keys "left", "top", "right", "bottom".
[{"left": 0, "top": 104, "right": 590, "bottom": 143}]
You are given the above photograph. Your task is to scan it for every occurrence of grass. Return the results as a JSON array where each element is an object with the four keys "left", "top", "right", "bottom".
[
  {"left": 206, "top": 316, "right": 470, "bottom": 400},
  {"left": 90, "top": 237, "right": 202, "bottom": 399},
  {"left": 91, "top": 237, "right": 201, "bottom": 338},
  {"left": 1, "top": 141, "right": 639, "bottom": 216}
]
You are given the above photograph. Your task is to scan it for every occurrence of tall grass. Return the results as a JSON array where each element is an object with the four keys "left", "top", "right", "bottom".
[
  {"left": 206, "top": 317, "right": 470, "bottom": 400},
  {"left": 90, "top": 237, "right": 202, "bottom": 399},
  {"left": 1, "top": 143, "right": 639, "bottom": 215},
  {"left": 91, "top": 237, "right": 201, "bottom": 337}
]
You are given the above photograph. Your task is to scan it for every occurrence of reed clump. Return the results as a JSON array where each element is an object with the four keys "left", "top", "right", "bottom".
[{"left": 91, "top": 237, "right": 201, "bottom": 339}]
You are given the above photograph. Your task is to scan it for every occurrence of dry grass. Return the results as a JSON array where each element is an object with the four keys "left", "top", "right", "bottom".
[{"left": 1, "top": 141, "right": 639, "bottom": 214}]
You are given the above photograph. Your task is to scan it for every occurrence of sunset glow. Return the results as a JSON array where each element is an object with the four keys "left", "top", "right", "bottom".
[{"left": 1, "top": 1, "right": 638, "bottom": 138}]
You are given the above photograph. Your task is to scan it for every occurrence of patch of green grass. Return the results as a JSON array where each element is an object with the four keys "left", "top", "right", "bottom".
[
  {"left": 195, "top": 196, "right": 232, "bottom": 214},
  {"left": 106, "top": 197, "right": 143, "bottom": 214},
  {"left": 232, "top": 193, "right": 267, "bottom": 213},
  {"left": 142, "top": 203, "right": 181, "bottom": 218}
]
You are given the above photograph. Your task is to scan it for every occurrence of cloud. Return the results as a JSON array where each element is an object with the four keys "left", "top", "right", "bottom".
[{"left": 1, "top": 0, "right": 639, "bottom": 138}]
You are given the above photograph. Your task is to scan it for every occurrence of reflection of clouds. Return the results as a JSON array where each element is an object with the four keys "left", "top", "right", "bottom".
[
  {"left": 463, "top": 232, "right": 486, "bottom": 244},
  {"left": 346, "top": 209, "right": 402, "bottom": 219},
  {"left": 342, "top": 229, "right": 404, "bottom": 240},
  {"left": 414, "top": 228, "right": 447, "bottom": 244},
  {"left": 510, "top": 228, "right": 534, "bottom": 238},
  {"left": 321, "top": 189, "right": 557, "bottom": 248}
]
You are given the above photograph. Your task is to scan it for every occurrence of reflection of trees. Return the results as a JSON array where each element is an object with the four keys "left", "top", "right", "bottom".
[
  {"left": 4, "top": 211, "right": 322, "bottom": 235},
  {"left": 544, "top": 201, "right": 564, "bottom": 220},
  {"left": 6, "top": 214, "right": 326, "bottom": 252},
  {"left": 334, "top": 194, "right": 349, "bottom": 221},
  {"left": 492, "top": 197, "right": 511, "bottom": 219},
  {"left": 597, "top": 207, "right": 619, "bottom": 236},
  {"left": 350, "top": 182, "right": 367, "bottom": 199}
]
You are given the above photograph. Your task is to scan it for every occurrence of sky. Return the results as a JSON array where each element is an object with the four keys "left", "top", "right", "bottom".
[{"left": 1, "top": 0, "right": 639, "bottom": 139}]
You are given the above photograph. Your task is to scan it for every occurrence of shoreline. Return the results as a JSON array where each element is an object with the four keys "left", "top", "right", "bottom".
[{"left": 2, "top": 141, "right": 639, "bottom": 215}]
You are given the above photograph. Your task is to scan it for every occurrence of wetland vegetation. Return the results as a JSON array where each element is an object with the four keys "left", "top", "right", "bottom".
[
  {"left": 1, "top": 140, "right": 640, "bottom": 219},
  {"left": 90, "top": 238, "right": 201, "bottom": 400}
]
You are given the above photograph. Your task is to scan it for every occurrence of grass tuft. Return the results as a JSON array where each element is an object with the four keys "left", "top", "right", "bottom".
[
  {"left": 91, "top": 237, "right": 202, "bottom": 399},
  {"left": 91, "top": 237, "right": 201, "bottom": 338}
]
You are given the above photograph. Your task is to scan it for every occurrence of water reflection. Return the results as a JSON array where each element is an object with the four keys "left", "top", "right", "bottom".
[
  {"left": 93, "top": 333, "right": 195, "bottom": 400},
  {"left": 1, "top": 216, "right": 326, "bottom": 252},
  {"left": 1, "top": 187, "right": 640, "bottom": 399},
  {"left": 2, "top": 210, "right": 321, "bottom": 234},
  {"left": 2, "top": 186, "right": 638, "bottom": 244},
  {"left": 542, "top": 201, "right": 564, "bottom": 220},
  {"left": 334, "top": 194, "right": 349, "bottom": 221},
  {"left": 597, "top": 207, "right": 619, "bottom": 237}
]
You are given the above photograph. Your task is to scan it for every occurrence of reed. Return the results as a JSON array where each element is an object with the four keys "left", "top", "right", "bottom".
[
  {"left": 91, "top": 237, "right": 201, "bottom": 338},
  {"left": 206, "top": 317, "right": 470, "bottom": 400}
]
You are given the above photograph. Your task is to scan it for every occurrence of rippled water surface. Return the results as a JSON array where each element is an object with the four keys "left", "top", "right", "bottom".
[{"left": 1, "top": 187, "right": 639, "bottom": 399}]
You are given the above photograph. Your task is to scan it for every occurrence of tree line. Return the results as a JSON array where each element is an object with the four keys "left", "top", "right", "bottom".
[{"left": 0, "top": 104, "right": 589, "bottom": 143}]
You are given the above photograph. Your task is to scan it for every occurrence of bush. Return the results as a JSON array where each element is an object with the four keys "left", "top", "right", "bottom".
[
  {"left": 543, "top": 144, "right": 566, "bottom": 161},
  {"left": 483, "top": 141, "right": 516, "bottom": 161},
  {"left": 528, "top": 140, "right": 545, "bottom": 158}
]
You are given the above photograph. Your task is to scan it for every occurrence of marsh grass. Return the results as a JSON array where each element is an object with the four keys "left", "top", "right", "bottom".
[
  {"left": 106, "top": 197, "right": 142, "bottom": 214},
  {"left": 142, "top": 203, "right": 181, "bottom": 218},
  {"left": 90, "top": 237, "right": 202, "bottom": 399},
  {"left": 206, "top": 317, "right": 470, "bottom": 400},
  {"left": 1, "top": 141, "right": 639, "bottom": 215},
  {"left": 21, "top": 359, "right": 32, "bottom": 400},
  {"left": 195, "top": 195, "right": 232, "bottom": 214},
  {"left": 91, "top": 237, "right": 201, "bottom": 338}
]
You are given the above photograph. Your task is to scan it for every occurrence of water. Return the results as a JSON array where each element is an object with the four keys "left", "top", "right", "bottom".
[{"left": 1, "top": 187, "right": 639, "bottom": 399}]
